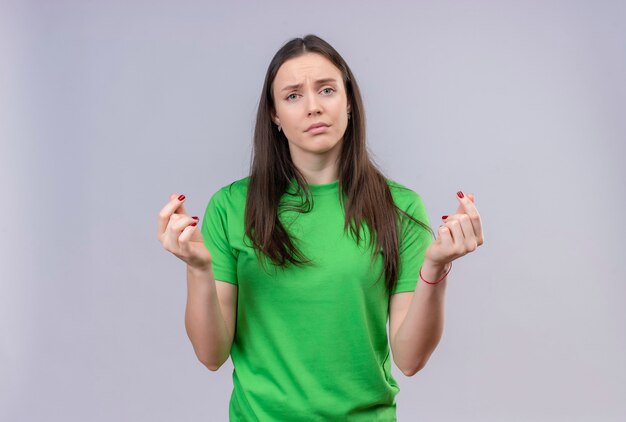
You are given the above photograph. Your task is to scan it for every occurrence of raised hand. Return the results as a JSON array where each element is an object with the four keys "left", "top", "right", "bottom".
[
  {"left": 425, "top": 191, "right": 484, "bottom": 267},
  {"left": 157, "top": 193, "right": 212, "bottom": 272}
]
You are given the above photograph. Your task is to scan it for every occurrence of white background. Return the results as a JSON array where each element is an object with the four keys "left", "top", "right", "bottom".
[{"left": 1, "top": 0, "right": 625, "bottom": 420}]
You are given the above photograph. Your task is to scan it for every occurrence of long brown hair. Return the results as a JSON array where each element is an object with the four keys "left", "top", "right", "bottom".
[{"left": 245, "top": 34, "right": 433, "bottom": 294}]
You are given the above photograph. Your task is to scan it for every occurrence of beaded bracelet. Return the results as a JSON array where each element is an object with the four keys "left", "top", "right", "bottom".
[{"left": 419, "top": 262, "right": 452, "bottom": 285}]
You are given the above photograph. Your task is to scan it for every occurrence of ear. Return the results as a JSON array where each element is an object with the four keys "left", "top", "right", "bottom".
[{"left": 270, "top": 110, "right": 280, "bottom": 125}]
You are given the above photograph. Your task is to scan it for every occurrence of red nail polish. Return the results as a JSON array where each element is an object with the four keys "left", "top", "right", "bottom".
[
  {"left": 191, "top": 222, "right": 197, "bottom": 227},
  {"left": 457, "top": 191, "right": 464, "bottom": 199},
  {"left": 192, "top": 216, "right": 199, "bottom": 220},
  {"left": 178, "top": 194, "right": 185, "bottom": 201},
  {"left": 442, "top": 215, "right": 448, "bottom": 220}
]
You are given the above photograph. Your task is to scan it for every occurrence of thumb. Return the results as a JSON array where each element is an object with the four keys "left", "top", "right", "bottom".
[
  {"left": 190, "top": 225, "right": 204, "bottom": 242},
  {"left": 170, "top": 193, "right": 190, "bottom": 215}
]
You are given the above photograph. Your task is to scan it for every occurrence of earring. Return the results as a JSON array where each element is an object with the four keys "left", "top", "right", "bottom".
[
  {"left": 277, "top": 124, "right": 282, "bottom": 132},
  {"left": 347, "top": 112, "right": 351, "bottom": 120}
]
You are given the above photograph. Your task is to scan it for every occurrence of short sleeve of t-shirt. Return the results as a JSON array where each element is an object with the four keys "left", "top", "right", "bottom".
[
  {"left": 391, "top": 185, "right": 434, "bottom": 295},
  {"left": 200, "top": 187, "right": 238, "bottom": 285}
]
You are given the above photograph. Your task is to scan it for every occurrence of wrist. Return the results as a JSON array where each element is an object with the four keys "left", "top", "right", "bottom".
[
  {"left": 187, "top": 264, "right": 214, "bottom": 280},
  {"left": 419, "top": 260, "right": 452, "bottom": 285}
]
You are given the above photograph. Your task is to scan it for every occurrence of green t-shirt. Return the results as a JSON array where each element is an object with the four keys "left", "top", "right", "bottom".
[{"left": 201, "top": 176, "right": 432, "bottom": 421}]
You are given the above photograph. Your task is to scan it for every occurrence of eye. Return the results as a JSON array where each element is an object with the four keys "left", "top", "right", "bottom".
[
  {"left": 321, "top": 87, "right": 335, "bottom": 95},
  {"left": 286, "top": 93, "right": 299, "bottom": 101}
]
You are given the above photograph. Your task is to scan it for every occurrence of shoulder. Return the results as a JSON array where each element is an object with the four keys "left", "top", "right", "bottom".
[
  {"left": 209, "top": 177, "right": 250, "bottom": 211},
  {"left": 385, "top": 178, "right": 424, "bottom": 210},
  {"left": 210, "top": 176, "right": 249, "bottom": 204},
  {"left": 385, "top": 179, "right": 431, "bottom": 233}
]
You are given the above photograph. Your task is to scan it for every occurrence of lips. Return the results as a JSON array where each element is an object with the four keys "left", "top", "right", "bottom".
[{"left": 306, "top": 122, "right": 330, "bottom": 132}]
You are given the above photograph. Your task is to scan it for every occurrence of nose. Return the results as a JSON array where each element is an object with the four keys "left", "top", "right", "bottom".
[{"left": 306, "top": 93, "right": 322, "bottom": 116}]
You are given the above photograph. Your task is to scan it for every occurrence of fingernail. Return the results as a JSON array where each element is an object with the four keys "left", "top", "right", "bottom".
[
  {"left": 191, "top": 222, "right": 197, "bottom": 227},
  {"left": 442, "top": 215, "right": 448, "bottom": 220},
  {"left": 192, "top": 216, "right": 199, "bottom": 220},
  {"left": 457, "top": 191, "right": 464, "bottom": 199},
  {"left": 178, "top": 194, "right": 186, "bottom": 201}
]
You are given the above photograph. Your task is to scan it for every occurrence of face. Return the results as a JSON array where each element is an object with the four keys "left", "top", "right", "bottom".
[{"left": 271, "top": 53, "right": 350, "bottom": 163}]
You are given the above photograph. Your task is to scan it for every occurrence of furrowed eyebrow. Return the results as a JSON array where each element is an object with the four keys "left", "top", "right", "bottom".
[{"left": 280, "top": 78, "right": 338, "bottom": 93}]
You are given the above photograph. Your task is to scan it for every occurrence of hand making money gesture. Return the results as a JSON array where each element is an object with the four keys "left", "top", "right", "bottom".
[
  {"left": 424, "top": 191, "right": 485, "bottom": 273},
  {"left": 157, "top": 194, "right": 213, "bottom": 272}
]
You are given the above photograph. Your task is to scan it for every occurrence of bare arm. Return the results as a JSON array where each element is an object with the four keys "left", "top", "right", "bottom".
[
  {"left": 389, "top": 260, "right": 449, "bottom": 376},
  {"left": 389, "top": 191, "right": 484, "bottom": 376},
  {"left": 157, "top": 193, "right": 238, "bottom": 371},
  {"left": 185, "top": 266, "right": 238, "bottom": 371}
]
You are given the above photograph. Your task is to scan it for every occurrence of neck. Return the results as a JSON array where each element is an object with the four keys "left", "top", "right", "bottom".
[
  {"left": 289, "top": 145, "right": 341, "bottom": 185},
  {"left": 298, "top": 165, "right": 339, "bottom": 185}
]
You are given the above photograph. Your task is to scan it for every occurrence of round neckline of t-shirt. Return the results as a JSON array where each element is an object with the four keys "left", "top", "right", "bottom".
[
  {"left": 306, "top": 179, "right": 339, "bottom": 195},
  {"left": 287, "top": 178, "right": 339, "bottom": 196}
]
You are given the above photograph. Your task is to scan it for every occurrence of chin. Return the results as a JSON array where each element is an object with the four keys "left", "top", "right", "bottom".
[
  {"left": 305, "top": 139, "right": 342, "bottom": 153},
  {"left": 287, "top": 134, "right": 343, "bottom": 155}
]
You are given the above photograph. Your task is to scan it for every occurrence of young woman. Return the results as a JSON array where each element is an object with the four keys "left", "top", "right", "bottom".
[{"left": 157, "top": 34, "right": 484, "bottom": 421}]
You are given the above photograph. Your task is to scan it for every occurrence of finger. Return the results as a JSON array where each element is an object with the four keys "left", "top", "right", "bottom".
[
  {"left": 456, "top": 191, "right": 478, "bottom": 214},
  {"left": 444, "top": 218, "right": 465, "bottom": 251},
  {"left": 163, "top": 214, "right": 199, "bottom": 250},
  {"left": 457, "top": 214, "right": 478, "bottom": 251},
  {"left": 443, "top": 213, "right": 475, "bottom": 238},
  {"left": 455, "top": 191, "right": 484, "bottom": 245},
  {"left": 169, "top": 193, "right": 190, "bottom": 215},
  {"left": 157, "top": 193, "right": 190, "bottom": 240},
  {"left": 443, "top": 212, "right": 484, "bottom": 248},
  {"left": 437, "top": 224, "right": 454, "bottom": 249},
  {"left": 178, "top": 221, "right": 199, "bottom": 253}
]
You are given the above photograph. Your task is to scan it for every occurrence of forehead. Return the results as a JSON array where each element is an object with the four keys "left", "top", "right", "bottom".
[{"left": 273, "top": 53, "right": 343, "bottom": 87}]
